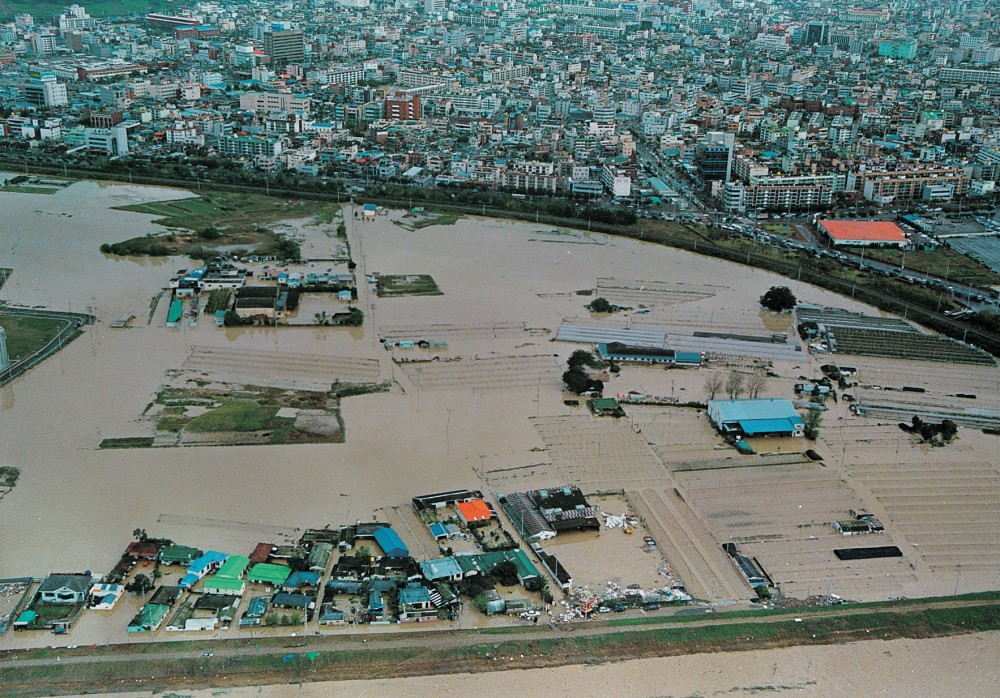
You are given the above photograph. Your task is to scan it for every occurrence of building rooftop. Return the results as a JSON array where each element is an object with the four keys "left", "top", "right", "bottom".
[
  {"left": 247, "top": 562, "right": 291, "bottom": 586},
  {"left": 373, "top": 526, "right": 409, "bottom": 558},
  {"left": 419, "top": 556, "right": 463, "bottom": 581},
  {"left": 456, "top": 499, "right": 492, "bottom": 522},
  {"left": 819, "top": 219, "right": 907, "bottom": 243}
]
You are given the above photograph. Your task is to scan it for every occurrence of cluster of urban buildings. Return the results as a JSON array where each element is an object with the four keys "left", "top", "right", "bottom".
[{"left": 1, "top": 0, "right": 999, "bottom": 210}]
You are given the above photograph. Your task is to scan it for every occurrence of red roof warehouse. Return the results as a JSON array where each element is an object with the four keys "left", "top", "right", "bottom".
[{"left": 818, "top": 219, "right": 908, "bottom": 247}]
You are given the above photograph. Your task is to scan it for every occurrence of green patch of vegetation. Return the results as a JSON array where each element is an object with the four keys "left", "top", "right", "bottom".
[
  {"left": 0, "top": 314, "right": 67, "bottom": 360},
  {"left": 203, "top": 289, "right": 233, "bottom": 314},
  {"left": 266, "top": 417, "right": 297, "bottom": 444},
  {"left": 184, "top": 399, "right": 279, "bottom": 433},
  {"left": 25, "top": 602, "right": 80, "bottom": 628},
  {"left": 314, "top": 203, "right": 342, "bottom": 225},
  {"left": 0, "top": 0, "right": 193, "bottom": 21},
  {"left": 100, "top": 236, "right": 173, "bottom": 257},
  {"left": 147, "top": 291, "right": 164, "bottom": 324},
  {"left": 863, "top": 246, "right": 1000, "bottom": 286},
  {"left": 0, "top": 185, "right": 58, "bottom": 194},
  {"left": 99, "top": 437, "right": 155, "bottom": 449},
  {"left": 375, "top": 274, "right": 442, "bottom": 297},
  {"left": 105, "top": 192, "right": 321, "bottom": 260},
  {"left": 586, "top": 296, "right": 616, "bottom": 313},
  {"left": 397, "top": 212, "right": 463, "bottom": 230},
  {"left": 0, "top": 465, "right": 20, "bottom": 487},
  {"left": 330, "top": 381, "right": 390, "bottom": 398},
  {"left": 763, "top": 224, "right": 797, "bottom": 238}
]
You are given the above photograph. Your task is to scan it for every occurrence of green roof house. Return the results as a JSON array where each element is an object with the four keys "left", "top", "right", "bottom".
[
  {"left": 202, "top": 575, "right": 246, "bottom": 596},
  {"left": 159, "top": 546, "right": 204, "bottom": 566},
  {"left": 216, "top": 555, "right": 250, "bottom": 579},
  {"left": 247, "top": 563, "right": 291, "bottom": 586}
]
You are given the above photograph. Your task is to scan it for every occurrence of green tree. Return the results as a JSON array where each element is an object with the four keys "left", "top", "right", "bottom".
[
  {"left": 132, "top": 528, "right": 148, "bottom": 542},
  {"left": 803, "top": 408, "right": 823, "bottom": 440},
  {"left": 126, "top": 573, "right": 153, "bottom": 596},
  {"left": 492, "top": 561, "right": 519, "bottom": 586},
  {"left": 563, "top": 367, "right": 603, "bottom": 395},
  {"left": 567, "top": 349, "right": 600, "bottom": 369},
  {"left": 587, "top": 297, "right": 614, "bottom": 313},
  {"left": 759, "top": 286, "right": 797, "bottom": 312},
  {"left": 344, "top": 307, "right": 364, "bottom": 326}
]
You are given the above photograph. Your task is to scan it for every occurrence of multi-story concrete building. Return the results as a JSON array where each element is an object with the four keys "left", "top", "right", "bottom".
[
  {"left": 852, "top": 166, "right": 966, "bottom": 202},
  {"left": 239, "top": 91, "right": 311, "bottom": 115},
  {"left": 263, "top": 29, "right": 304, "bottom": 67},
  {"left": 22, "top": 73, "right": 67, "bottom": 108}
]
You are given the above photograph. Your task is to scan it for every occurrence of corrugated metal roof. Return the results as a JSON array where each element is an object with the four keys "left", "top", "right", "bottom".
[{"left": 373, "top": 526, "right": 408, "bottom": 557}]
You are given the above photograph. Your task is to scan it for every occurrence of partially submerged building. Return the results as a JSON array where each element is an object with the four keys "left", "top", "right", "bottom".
[
  {"left": 596, "top": 342, "right": 701, "bottom": 366},
  {"left": 707, "top": 398, "right": 805, "bottom": 438}
]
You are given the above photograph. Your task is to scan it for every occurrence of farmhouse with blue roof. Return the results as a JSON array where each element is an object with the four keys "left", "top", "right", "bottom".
[{"left": 707, "top": 398, "right": 805, "bottom": 438}]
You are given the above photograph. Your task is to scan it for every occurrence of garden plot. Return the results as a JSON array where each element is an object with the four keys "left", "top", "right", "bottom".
[
  {"left": 795, "top": 307, "right": 916, "bottom": 334},
  {"left": 675, "top": 464, "right": 916, "bottom": 602},
  {"left": 594, "top": 278, "right": 718, "bottom": 309},
  {"left": 379, "top": 321, "right": 543, "bottom": 342},
  {"left": 633, "top": 407, "right": 730, "bottom": 466},
  {"left": 631, "top": 306, "right": 792, "bottom": 335},
  {"left": 843, "top": 458, "right": 1000, "bottom": 575},
  {"left": 844, "top": 356, "right": 1000, "bottom": 396},
  {"left": 829, "top": 327, "right": 994, "bottom": 365},
  {"left": 181, "top": 345, "right": 381, "bottom": 390},
  {"left": 530, "top": 415, "right": 671, "bottom": 487},
  {"left": 397, "top": 355, "right": 560, "bottom": 391}
]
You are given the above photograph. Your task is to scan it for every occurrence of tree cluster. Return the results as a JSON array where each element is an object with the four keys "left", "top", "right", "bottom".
[
  {"left": 126, "top": 573, "right": 153, "bottom": 596},
  {"left": 803, "top": 408, "right": 823, "bottom": 440},
  {"left": 900, "top": 416, "right": 958, "bottom": 446},
  {"left": 586, "top": 297, "right": 615, "bottom": 313},
  {"left": 563, "top": 350, "right": 605, "bottom": 395},
  {"left": 759, "top": 286, "right": 797, "bottom": 312}
]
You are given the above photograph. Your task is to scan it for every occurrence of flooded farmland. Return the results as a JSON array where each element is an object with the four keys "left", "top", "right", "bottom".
[{"left": 2, "top": 174, "right": 999, "bottom": 654}]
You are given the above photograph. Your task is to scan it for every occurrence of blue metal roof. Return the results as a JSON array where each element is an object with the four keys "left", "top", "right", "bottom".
[
  {"left": 428, "top": 522, "right": 448, "bottom": 538},
  {"left": 399, "top": 585, "right": 430, "bottom": 605},
  {"left": 710, "top": 399, "right": 802, "bottom": 424},
  {"left": 285, "top": 570, "right": 320, "bottom": 588},
  {"left": 740, "top": 418, "right": 802, "bottom": 435},
  {"left": 419, "top": 556, "right": 462, "bottom": 580},
  {"left": 373, "top": 526, "right": 408, "bottom": 558},
  {"left": 710, "top": 399, "right": 804, "bottom": 435}
]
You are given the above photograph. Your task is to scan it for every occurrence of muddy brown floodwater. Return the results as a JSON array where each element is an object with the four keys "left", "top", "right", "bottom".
[{"left": 1, "top": 177, "right": 999, "bottom": 653}]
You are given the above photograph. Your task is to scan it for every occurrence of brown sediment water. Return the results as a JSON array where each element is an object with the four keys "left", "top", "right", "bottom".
[{"left": 1, "top": 177, "right": 999, "bottom": 653}]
